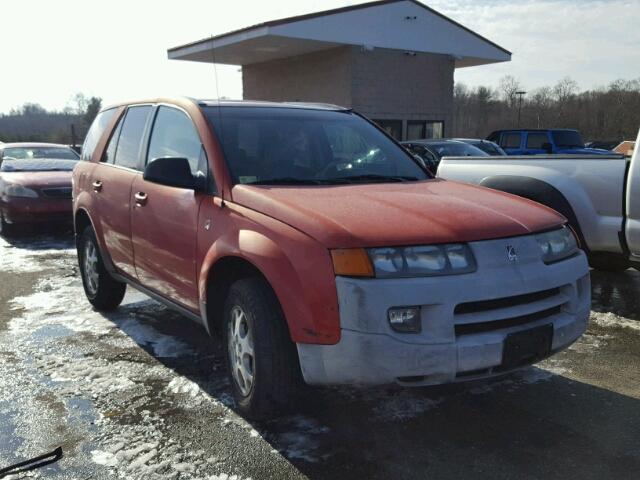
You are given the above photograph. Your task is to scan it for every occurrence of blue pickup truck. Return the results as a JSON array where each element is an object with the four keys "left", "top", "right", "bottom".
[{"left": 487, "top": 129, "right": 610, "bottom": 155}]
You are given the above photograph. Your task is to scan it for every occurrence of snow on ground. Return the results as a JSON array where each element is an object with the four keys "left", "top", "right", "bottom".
[
  {"left": 0, "top": 234, "right": 74, "bottom": 273},
  {"left": 591, "top": 311, "right": 640, "bottom": 332},
  {"left": 1, "top": 237, "right": 261, "bottom": 479},
  {"left": 2, "top": 233, "right": 639, "bottom": 478}
]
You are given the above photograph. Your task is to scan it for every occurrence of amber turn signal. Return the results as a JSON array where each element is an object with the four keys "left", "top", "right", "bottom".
[{"left": 330, "top": 248, "right": 374, "bottom": 277}]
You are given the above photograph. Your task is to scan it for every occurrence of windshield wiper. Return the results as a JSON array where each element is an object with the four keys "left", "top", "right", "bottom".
[
  {"left": 246, "top": 177, "right": 326, "bottom": 186},
  {"left": 325, "top": 174, "right": 419, "bottom": 184}
]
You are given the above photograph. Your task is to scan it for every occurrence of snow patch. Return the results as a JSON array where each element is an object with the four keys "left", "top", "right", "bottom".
[
  {"left": 591, "top": 311, "right": 640, "bottom": 332},
  {"left": 0, "top": 235, "right": 74, "bottom": 273}
]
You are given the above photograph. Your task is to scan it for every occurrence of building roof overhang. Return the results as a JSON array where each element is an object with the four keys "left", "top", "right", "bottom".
[{"left": 168, "top": 0, "right": 511, "bottom": 68}]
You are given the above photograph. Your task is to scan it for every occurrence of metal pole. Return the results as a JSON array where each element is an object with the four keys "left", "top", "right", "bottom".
[{"left": 516, "top": 91, "right": 526, "bottom": 128}]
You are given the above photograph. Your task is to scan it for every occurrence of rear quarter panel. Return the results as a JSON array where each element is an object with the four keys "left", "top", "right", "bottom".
[{"left": 438, "top": 155, "right": 628, "bottom": 253}]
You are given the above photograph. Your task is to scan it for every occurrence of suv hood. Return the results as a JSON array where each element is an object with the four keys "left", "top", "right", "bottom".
[{"left": 232, "top": 179, "right": 565, "bottom": 248}]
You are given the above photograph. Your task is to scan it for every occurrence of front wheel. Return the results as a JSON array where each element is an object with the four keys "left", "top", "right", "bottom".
[
  {"left": 78, "top": 226, "right": 126, "bottom": 310},
  {"left": 223, "top": 277, "right": 302, "bottom": 419}
]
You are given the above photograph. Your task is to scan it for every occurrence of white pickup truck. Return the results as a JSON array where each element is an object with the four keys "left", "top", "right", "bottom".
[{"left": 438, "top": 130, "right": 640, "bottom": 271}]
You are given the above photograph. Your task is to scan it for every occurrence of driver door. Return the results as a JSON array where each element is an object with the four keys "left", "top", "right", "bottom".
[{"left": 130, "top": 106, "right": 208, "bottom": 312}]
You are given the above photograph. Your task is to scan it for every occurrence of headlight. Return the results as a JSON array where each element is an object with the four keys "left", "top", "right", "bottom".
[
  {"left": 5, "top": 184, "right": 38, "bottom": 198},
  {"left": 535, "top": 226, "right": 578, "bottom": 264},
  {"left": 368, "top": 244, "right": 476, "bottom": 278}
]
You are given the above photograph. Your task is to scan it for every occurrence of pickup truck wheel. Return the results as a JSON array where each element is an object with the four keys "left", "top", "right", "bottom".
[
  {"left": 588, "top": 253, "right": 630, "bottom": 272},
  {"left": 223, "top": 277, "right": 301, "bottom": 419},
  {"left": 78, "top": 226, "right": 126, "bottom": 310}
]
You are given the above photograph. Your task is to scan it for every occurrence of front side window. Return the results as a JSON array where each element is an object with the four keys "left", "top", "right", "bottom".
[
  {"left": 81, "top": 108, "right": 117, "bottom": 161},
  {"left": 526, "top": 132, "right": 550, "bottom": 149},
  {"left": 501, "top": 133, "right": 522, "bottom": 149},
  {"left": 147, "top": 106, "right": 205, "bottom": 176},
  {"left": 205, "top": 107, "right": 428, "bottom": 185},
  {"left": 113, "top": 106, "right": 152, "bottom": 170}
]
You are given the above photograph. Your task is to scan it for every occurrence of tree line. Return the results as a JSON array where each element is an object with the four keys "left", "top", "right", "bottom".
[
  {"left": 452, "top": 76, "right": 640, "bottom": 142},
  {"left": 0, "top": 94, "right": 102, "bottom": 145}
]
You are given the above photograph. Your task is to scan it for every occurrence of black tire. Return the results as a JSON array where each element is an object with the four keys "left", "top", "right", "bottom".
[
  {"left": 223, "top": 277, "right": 302, "bottom": 419},
  {"left": 78, "top": 226, "right": 126, "bottom": 310},
  {"left": 588, "top": 252, "right": 630, "bottom": 272},
  {"left": 0, "top": 212, "right": 15, "bottom": 237}
]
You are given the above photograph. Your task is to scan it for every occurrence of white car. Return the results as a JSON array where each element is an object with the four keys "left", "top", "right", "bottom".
[{"left": 438, "top": 129, "right": 640, "bottom": 271}]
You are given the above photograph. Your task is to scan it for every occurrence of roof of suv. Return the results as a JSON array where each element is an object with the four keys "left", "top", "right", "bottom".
[{"left": 103, "top": 97, "right": 349, "bottom": 112}]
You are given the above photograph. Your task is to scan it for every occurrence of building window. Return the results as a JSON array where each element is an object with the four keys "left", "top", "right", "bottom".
[
  {"left": 373, "top": 120, "right": 402, "bottom": 140},
  {"left": 406, "top": 120, "right": 444, "bottom": 140}
]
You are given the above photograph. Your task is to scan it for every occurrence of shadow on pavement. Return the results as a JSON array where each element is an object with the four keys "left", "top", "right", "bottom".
[{"left": 100, "top": 292, "right": 640, "bottom": 480}]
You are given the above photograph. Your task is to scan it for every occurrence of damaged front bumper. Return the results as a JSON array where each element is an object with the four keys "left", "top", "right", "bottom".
[{"left": 297, "top": 234, "right": 591, "bottom": 386}]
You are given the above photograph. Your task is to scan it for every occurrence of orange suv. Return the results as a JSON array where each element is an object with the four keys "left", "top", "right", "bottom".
[{"left": 73, "top": 98, "right": 590, "bottom": 418}]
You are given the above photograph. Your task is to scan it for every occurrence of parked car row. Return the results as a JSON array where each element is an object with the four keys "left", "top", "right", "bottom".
[{"left": 70, "top": 98, "right": 590, "bottom": 418}]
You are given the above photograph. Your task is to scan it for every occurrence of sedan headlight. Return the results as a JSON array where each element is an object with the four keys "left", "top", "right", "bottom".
[
  {"left": 368, "top": 244, "right": 476, "bottom": 278},
  {"left": 5, "top": 184, "right": 39, "bottom": 198},
  {"left": 535, "top": 226, "right": 578, "bottom": 264}
]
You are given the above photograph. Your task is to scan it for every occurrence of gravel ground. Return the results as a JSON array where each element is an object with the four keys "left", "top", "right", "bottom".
[{"left": 0, "top": 230, "right": 639, "bottom": 479}]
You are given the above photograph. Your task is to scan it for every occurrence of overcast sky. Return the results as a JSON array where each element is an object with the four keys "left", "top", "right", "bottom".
[{"left": 1, "top": 0, "right": 638, "bottom": 113}]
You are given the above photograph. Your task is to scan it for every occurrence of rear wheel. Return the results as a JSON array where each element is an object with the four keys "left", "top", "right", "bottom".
[
  {"left": 223, "top": 277, "right": 302, "bottom": 419},
  {"left": 0, "top": 213, "right": 15, "bottom": 236},
  {"left": 78, "top": 226, "right": 126, "bottom": 310}
]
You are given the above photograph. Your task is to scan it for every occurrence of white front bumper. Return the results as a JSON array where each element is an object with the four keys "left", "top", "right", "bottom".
[{"left": 297, "top": 234, "right": 591, "bottom": 386}]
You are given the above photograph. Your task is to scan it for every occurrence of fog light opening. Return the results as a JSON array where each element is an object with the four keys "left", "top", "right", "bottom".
[{"left": 388, "top": 306, "right": 421, "bottom": 333}]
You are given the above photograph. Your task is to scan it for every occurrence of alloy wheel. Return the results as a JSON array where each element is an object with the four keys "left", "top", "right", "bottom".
[
  {"left": 83, "top": 241, "right": 100, "bottom": 296},
  {"left": 228, "top": 305, "right": 255, "bottom": 396}
]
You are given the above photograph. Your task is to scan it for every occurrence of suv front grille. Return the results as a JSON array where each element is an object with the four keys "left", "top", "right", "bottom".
[
  {"left": 453, "top": 286, "right": 567, "bottom": 336},
  {"left": 454, "top": 287, "right": 560, "bottom": 315},
  {"left": 454, "top": 306, "right": 562, "bottom": 336}
]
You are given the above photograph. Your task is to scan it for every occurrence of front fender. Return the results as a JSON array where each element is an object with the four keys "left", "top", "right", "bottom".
[{"left": 198, "top": 201, "right": 340, "bottom": 345}]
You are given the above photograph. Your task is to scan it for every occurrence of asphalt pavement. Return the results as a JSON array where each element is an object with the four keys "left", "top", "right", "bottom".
[{"left": 0, "top": 230, "right": 638, "bottom": 479}]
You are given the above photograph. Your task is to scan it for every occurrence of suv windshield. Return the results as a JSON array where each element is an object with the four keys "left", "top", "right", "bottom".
[
  {"left": 204, "top": 107, "right": 429, "bottom": 185},
  {"left": 552, "top": 130, "right": 584, "bottom": 148}
]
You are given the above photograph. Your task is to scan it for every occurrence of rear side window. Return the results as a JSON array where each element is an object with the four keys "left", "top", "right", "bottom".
[
  {"left": 147, "top": 106, "right": 204, "bottom": 175},
  {"left": 113, "top": 106, "right": 152, "bottom": 170},
  {"left": 526, "top": 133, "right": 550, "bottom": 149},
  {"left": 501, "top": 133, "right": 521, "bottom": 149},
  {"left": 102, "top": 116, "right": 124, "bottom": 164},
  {"left": 81, "top": 108, "right": 117, "bottom": 161}
]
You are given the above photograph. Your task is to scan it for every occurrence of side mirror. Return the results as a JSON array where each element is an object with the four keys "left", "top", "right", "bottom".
[
  {"left": 143, "top": 157, "right": 205, "bottom": 190},
  {"left": 541, "top": 142, "right": 553, "bottom": 153}
]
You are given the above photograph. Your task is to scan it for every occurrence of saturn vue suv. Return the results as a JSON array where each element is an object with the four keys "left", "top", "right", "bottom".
[{"left": 72, "top": 98, "right": 590, "bottom": 418}]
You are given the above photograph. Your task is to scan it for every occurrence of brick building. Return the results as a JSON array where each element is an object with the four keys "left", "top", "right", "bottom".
[{"left": 168, "top": 0, "right": 510, "bottom": 141}]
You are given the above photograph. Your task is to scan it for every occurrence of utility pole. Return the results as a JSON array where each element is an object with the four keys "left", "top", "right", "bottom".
[{"left": 516, "top": 91, "right": 527, "bottom": 128}]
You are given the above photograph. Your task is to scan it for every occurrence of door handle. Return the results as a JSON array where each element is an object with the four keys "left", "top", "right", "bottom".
[
  {"left": 134, "top": 192, "right": 148, "bottom": 206},
  {"left": 92, "top": 180, "right": 103, "bottom": 192}
]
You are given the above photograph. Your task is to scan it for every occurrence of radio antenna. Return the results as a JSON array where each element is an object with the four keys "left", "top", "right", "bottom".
[{"left": 211, "top": 34, "right": 226, "bottom": 207}]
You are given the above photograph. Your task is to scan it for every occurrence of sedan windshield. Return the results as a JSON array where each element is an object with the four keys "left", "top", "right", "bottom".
[
  {"left": 0, "top": 158, "right": 78, "bottom": 172},
  {"left": 204, "top": 107, "right": 429, "bottom": 185},
  {"left": 423, "top": 142, "right": 489, "bottom": 160},
  {"left": 2, "top": 146, "right": 80, "bottom": 161}
]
